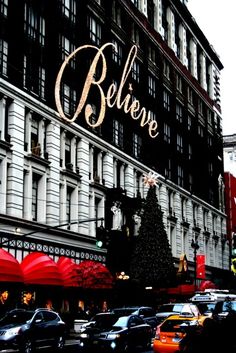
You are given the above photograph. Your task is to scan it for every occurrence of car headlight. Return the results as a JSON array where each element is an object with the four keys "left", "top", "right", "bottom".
[
  {"left": 79, "top": 333, "right": 89, "bottom": 339},
  {"left": 107, "top": 333, "right": 120, "bottom": 340},
  {"left": 4, "top": 327, "right": 21, "bottom": 338}
]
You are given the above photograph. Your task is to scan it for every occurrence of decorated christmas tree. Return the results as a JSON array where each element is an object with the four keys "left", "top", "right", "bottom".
[{"left": 129, "top": 175, "right": 176, "bottom": 289}]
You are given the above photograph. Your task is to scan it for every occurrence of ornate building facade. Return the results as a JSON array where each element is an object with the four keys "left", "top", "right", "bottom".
[{"left": 0, "top": 0, "right": 229, "bottom": 286}]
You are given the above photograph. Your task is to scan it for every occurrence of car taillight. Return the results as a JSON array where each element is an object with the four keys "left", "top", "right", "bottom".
[{"left": 155, "top": 326, "right": 160, "bottom": 340}]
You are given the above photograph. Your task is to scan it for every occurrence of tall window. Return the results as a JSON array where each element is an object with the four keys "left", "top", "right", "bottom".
[
  {"left": 133, "top": 133, "right": 142, "bottom": 158},
  {"left": 176, "top": 103, "right": 183, "bottom": 122},
  {"left": 177, "top": 165, "right": 184, "bottom": 187},
  {"left": 177, "top": 133, "right": 183, "bottom": 153},
  {"left": 89, "top": 16, "right": 101, "bottom": 45},
  {"left": 66, "top": 187, "right": 72, "bottom": 229},
  {"left": 112, "top": 1, "right": 121, "bottom": 26},
  {"left": 163, "top": 123, "right": 170, "bottom": 143},
  {"left": 0, "top": 0, "right": 8, "bottom": 17},
  {"left": 132, "top": 60, "right": 140, "bottom": 82},
  {"left": 112, "top": 39, "right": 122, "bottom": 65},
  {"left": 165, "top": 159, "right": 171, "bottom": 179},
  {"left": 131, "top": 24, "right": 140, "bottom": 46},
  {"left": 113, "top": 119, "right": 123, "bottom": 148},
  {"left": 163, "top": 59, "right": 170, "bottom": 79},
  {"left": 61, "top": 0, "right": 76, "bottom": 23},
  {"left": 148, "top": 75, "right": 156, "bottom": 98},
  {"left": 60, "top": 35, "right": 76, "bottom": 68},
  {"left": 32, "top": 175, "right": 39, "bottom": 221},
  {"left": 163, "top": 89, "right": 170, "bottom": 111},
  {"left": 31, "top": 118, "right": 39, "bottom": 153},
  {"left": 63, "top": 84, "right": 76, "bottom": 116},
  {"left": 176, "top": 73, "right": 182, "bottom": 92},
  {"left": 0, "top": 39, "right": 8, "bottom": 76},
  {"left": 187, "top": 86, "right": 194, "bottom": 105},
  {"left": 24, "top": 4, "right": 45, "bottom": 46}
]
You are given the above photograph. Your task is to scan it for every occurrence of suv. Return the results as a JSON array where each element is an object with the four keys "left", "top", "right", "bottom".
[
  {"left": 112, "top": 306, "right": 158, "bottom": 335},
  {"left": 156, "top": 302, "right": 201, "bottom": 325},
  {"left": 0, "top": 308, "right": 66, "bottom": 353}
]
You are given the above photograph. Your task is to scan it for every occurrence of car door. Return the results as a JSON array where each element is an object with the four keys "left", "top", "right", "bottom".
[
  {"left": 30, "top": 311, "right": 46, "bottom": 346},
  {"left": 127, "top": 315, "right": 147, "bottom": 347}
]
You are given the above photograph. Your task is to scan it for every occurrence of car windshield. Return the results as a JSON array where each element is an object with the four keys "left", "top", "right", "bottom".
[
  {"left": 0, "top": 310, "right": 34, "bottom": 325},
  {"left": 158, "top": 304, "right": 183, "bottom": 313},
  {"left": 161, "top": 319, "right": 198, "bottom": 333},
  {"left": 91, "top": 314, "right": 120, "bottom": 329},
  {"left": 113, "top": 316, "right": 129, "bottom": 327}
]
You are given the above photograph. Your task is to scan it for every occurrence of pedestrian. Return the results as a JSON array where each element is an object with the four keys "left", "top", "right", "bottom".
[{"left": 0, "top": 289, "right": 10, "bottom": 318}]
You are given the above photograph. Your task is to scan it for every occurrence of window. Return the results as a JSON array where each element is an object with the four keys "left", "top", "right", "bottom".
[
  {"left": 163, "top": 59, "right": 170, "bottom": 79},
  {"left": 0, "top": 0, "right": 8, "bottom": 17},
  {"left": 148, "top": 45, "right": 156, "bottom": 63},
  {"left": 149, "top": 111, "right": 156, "bottom": 122},
  {"left": 113, "top": 119, "right": 123, "bottom": 148},
  {"left": 89, "top": 104, "right": 101, "bottom": 134},
  {"left": 132, "top": 60, "right": 140, "bottom": 82},
  {"left": 163, "top": 123, "right": 170, "bottom": 143},
  {"left": 176, "top": 103, "right": 183, "bottom": 123},
  {"left": 31, "top": 118, "right": 39, "bottom": 153},
  {"left": 112, "top": 1, "right": 121, "bottom": 26},
  {"left": 187, "top": 86, "right": 194, "bottom": 105},
  {"left": 177, "top": 134, "right": 183, "bottom": 153},
  {"left": 198, "top": 124, "right": 204, "bottom": 137},
  {"left": 112, "top": 39, "right": 122, "bottom": 65},
  {"left": 61, "top": 0, "right": 76, "bottom": 23},
  {"left": 208, "top": 162, "right": 213, "bottom": 177},
  {"left": 165, "top": 159, "right": 171, "bottom": 179},
  {"left": 198, "top": 99, "right": 203, "bottom": 115},
  {"left": 32, "top": 174, "right": 39, "bottom": 221},
  {"left": 177, "top": 165, "right": 184, "bottom": 187},
  {"left": 131, "top": 24, "right": 140, "bottom": 46},
  {"left": 63, "top": 84, "right": 76, "bottom": 115},
  {"left": 23, "top": 56, "right": 45, "bottom": 97},
  {"left": 60, "top": 35, "right": 76, "bottom": 68},
  {"left": 0, "top": 39, "right": 8, "bottom": 76},
  {"left": 89, "top": 16, "right": 101, "bottom": 45},
  {"left": 65, "top": 137, "right": 71, "bottom": 167},
  {"left": 24, "top": 4, "right": 45, "bottom": 46},
  {"left": 39, "top": 66, "right": 45, "bottom": 99},
  {"left": 133, "top": 133, "right": 142, "bottom": 158},
  {"left": 176, "top": 73, "right": 182, "bottom": 92},
  {"left": 163, "top": 89, "right": 170, "bottom": 111},
  {"left": 148, "top": 75, "right": 156, "bottom": 98},
  {"left": 187, "top": 115, "right": 192, "bottom": 130},
  {"left": 66, "top": 187, "right": 72, "bottom": 229},
  {"left": 188, "top": 144, "right": 192, "bottom": 160}
]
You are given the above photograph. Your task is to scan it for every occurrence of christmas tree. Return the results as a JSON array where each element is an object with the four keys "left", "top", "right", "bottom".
[{"left": 129, "top": 184, "right": 176, "bottom": 289}]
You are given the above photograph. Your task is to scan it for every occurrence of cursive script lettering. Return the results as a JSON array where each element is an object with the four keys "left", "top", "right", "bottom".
[{"left": 55, "top": 43, "right": 159, "bottom": 138}]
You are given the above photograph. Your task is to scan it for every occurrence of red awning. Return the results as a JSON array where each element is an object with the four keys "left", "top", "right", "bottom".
[
  {"left": 167, "top": 284, "right": 195, "bottom": 295},
  {"left": 0, "top": 249, "right": 24, "bottom": 283},
  {"left": 76, "top": 260, "right": 114, "bottom": 289},
  {"left": 21, "top": 252, "right": 63, "bottom": 286},
  {"left": 57, "top": 256, "right": 79, "bottom": 287},
  {"left": 199, "top": 280, "right": 217, "bottom": 291}
]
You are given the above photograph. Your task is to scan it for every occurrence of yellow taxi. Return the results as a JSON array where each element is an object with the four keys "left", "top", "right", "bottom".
[{"left": 153, "top": 313, "right": 209, "bottom": 353}]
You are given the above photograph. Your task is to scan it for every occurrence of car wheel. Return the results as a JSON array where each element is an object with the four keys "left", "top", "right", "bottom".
[
  {"left": 54, "top": 335, "right": 65, "bottom": 351},
  {"left": 20, "top": 339, "right": 33, "bottom": 353}
]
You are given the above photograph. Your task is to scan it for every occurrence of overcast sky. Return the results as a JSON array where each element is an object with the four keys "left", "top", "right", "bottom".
[{"left": 187, "top": 0, "right": 236, "bottom": 136}]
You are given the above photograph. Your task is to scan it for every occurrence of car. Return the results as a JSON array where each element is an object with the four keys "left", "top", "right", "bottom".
[
  {"left": 0, "top": 308, "right": 66, "bottom": 353},
  {"left": 78, "top": 312, "right": 153, "bottom": 352},
  {"left": 155, "top": 302, "right": 201, "bottom": 326},
  {"left": 212, "top": 299, "right": 236, "bottom": 320},
  {"left": 111, "top": 306, "right": 158, "bottom": 335},
  {"left": 153, "top": 313, "right": 209, "bottom": 353},
  {"left": 193, "top": 301, "right": 218, "bottom": 317}
]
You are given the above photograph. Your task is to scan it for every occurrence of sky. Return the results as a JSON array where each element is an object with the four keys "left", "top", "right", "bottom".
[{"left": 187, "top": 0, "right": 236, "bottom": 136}]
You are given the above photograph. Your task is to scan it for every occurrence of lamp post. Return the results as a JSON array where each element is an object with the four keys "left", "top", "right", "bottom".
[{"left": 191, "top": 238, "right": 199, "bottom": 289}]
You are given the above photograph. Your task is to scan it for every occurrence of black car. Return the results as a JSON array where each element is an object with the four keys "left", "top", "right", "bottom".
[
  {"left": 0, "top": 308, "right": 66, "bottom": 353},
  {"left": 213, "top": 300, "right": 236, "bottom": 320},
  {"left": 111, "top": 306, "right": 158, "bottom": 335},
  {"left": 78, "top": 313, "right": 152, "bottom": 352}
]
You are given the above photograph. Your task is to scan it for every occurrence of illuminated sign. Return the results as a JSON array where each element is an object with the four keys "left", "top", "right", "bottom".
[{"left": 55, "top": 43, "right": 159, "bottom": 139}]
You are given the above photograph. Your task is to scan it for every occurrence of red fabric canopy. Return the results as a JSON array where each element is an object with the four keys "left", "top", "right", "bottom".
[
  {"left": 21, "top": 252, "right": 63, "bottom": 286},
  {"left": 76, "top": 260, "right": 114, "bottom": 289},
  {"left": 0, "top": 249, "right": 24, "bottom": 283},
  {"left": 57, "top": 256, "right": 79, "bottom": 287},
  {"left": 199, "top": 280, "right": 217, "bottom": 291}
]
